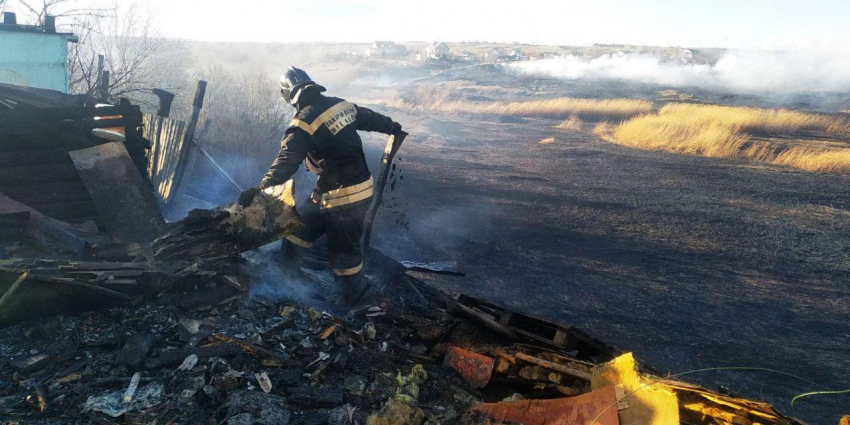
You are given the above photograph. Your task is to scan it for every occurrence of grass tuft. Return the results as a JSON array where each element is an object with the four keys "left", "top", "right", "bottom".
[{"left": 556, "top": 115, "right": 584, "bottom": 131}]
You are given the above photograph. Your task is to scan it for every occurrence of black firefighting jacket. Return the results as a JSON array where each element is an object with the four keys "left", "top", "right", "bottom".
[{"left": 261, "top": 88, "right": 396, "bottom": 195}]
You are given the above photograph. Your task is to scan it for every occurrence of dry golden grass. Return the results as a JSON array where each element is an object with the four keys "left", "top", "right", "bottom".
[
  {"left": 592, "top": 122, "right": 615, "bottom": 139},
  {"left": 556, "top": 115, "right": 584, "bottom": 131},
  {"left": 605, "top": 103, "right": 850, "bottom": 173},
  {"left": 772, "top": 146, "right": 850, "bottom": 173},
  {"left": 612, "top": 114, "right": 750, "bottom": 158},
  {"left": 539, "top": 137, "right": 556, "bottom": 144},
  {"left": 659, "top": 103, "right": 850, "bottom": 138},
  {"left": 425, "top": 97, "right": 653, "bottom": 121}
]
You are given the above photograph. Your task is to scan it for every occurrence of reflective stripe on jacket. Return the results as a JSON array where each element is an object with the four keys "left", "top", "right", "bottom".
[{"left": 261, "top": 90, "right": 395, "bottom": 195}]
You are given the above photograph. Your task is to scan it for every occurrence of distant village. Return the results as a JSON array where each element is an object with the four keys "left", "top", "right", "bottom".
[{"left": 356, "top": 40, "right": 724, "bottom": 66}]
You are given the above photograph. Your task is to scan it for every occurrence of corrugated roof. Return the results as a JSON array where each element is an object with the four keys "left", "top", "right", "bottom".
[
  {"left": 0, "top": 83, "right": 88, "bottom": 110},
  {"left": 0, "top": 22, "right": 77, "bottom": 40}
]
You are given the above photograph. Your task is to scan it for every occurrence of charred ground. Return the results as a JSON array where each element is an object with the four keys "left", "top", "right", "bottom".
[{"left": 360, "top": 68, "right": 850, "bottom": 423}]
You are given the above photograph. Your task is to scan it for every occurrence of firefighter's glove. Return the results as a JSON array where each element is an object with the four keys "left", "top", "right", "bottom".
[
  {"left": 238, "top": 187, "right": 262, "bottom": 207},
  {"left": 392, "top": 121, "right": 404, "bottom": 136}
]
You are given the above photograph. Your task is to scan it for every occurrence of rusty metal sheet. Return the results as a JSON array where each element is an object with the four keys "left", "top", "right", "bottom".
[
  {"left": 472, "top": 385, "right": 620, "bottom": 425},
  {"left": 443, "top": 346, "right": 495, "bottom": 389},
  {"left": 69, "top": 142, "right": 165, "bottom": 242}
]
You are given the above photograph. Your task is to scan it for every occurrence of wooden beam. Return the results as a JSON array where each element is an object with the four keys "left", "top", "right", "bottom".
[
  {"left": 515, "top": 352, "right": 592, "bottom": 381},
  {"left": 99, "top": 69, "right": 110, "bottom": 102}
]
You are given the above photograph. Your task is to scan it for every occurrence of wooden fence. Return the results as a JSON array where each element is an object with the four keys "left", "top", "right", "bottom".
[
  {"left": 141, "top": 81, "right": 207, "bottom": 220},
  {"left": 143, "top": 114, "right": 191, "bottom": 207}
]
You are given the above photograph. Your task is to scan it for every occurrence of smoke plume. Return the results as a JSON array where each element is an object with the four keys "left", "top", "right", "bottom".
[
  {"left": 242, "top": 245, "right": 320, "bottom": 303},
  {"left": 509, "top": 50, "right": 850, "bottom": 94}
]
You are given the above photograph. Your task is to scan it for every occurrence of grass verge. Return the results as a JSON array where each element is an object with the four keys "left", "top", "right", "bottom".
[{"left": 388, "top": 86, "right": 653, "bottom": 122}]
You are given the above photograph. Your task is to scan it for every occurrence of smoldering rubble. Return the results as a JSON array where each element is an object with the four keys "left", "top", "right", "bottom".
[{"left": 0, "top": 85, "right": 810, "bottom": 425}]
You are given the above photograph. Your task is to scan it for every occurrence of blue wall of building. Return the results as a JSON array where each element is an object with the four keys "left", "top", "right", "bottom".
[{"left": 0, "top": 30, "right": 74, "bottom": 93}]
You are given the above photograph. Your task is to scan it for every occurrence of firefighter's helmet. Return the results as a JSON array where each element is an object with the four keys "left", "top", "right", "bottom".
[{"left": 279, "top": 67, "right": 325, "bottom": 105}]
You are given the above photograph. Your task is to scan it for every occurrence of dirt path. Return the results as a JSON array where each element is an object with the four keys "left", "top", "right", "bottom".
[{"left": 361, "top": 109, "right": 850, "bottom": 424}]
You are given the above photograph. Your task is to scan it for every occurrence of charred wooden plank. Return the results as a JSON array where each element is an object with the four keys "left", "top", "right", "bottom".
[
  {"left": 455, "top": 294, "right": 621, "bottom": 362},
  {"left": 69, "top": 142, "right": 165, "bottom": 243},
  {"left": 24, "top": 201, "right": 98, "bottom": 221},
  {"left": 0, "top": 193, "right": 90, "bottom": 256},
  {"left": 0, "top": 149, "right": 75, "bottom": 167},
  {"left": 0, "top": 272, "right": 131, "bottom": 328},
  {"left": 0, "top": 163, "right": 82, "bottom": 186},
  {"left": 514, "top": 352, "right": 592, "bottom": 381},
  {"left": 0, "top": 128, "right": 105, "bottom": 151},
  {"left": 0, "top": 105, "right": 142, "bottom": 127},
  {"left": 146, "top": 343, "right": 245, "bottom": 368},
  {"left": 363, "top": 130, "right": 407, "bottom": 249},
  {"left": 115, "top": 332, "right": 157, "bottom": 369},
  {"left": 0, "top": 181, "right": 92, "bottom": 204}
]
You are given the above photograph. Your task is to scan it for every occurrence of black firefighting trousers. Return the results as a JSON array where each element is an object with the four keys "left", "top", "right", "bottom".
[{"left": 281, "top": 178, "right": 374, "bottom": 289}]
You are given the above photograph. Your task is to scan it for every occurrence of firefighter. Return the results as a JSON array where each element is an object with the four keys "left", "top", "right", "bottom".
[{"left": 240, "top": 67, "right": 403, "bottom": 306}]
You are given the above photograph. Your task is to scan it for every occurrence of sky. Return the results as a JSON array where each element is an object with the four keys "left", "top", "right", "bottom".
[
  {"left": 6, "top": 0, "right": 850, "bottom": 49},
  {"left": 141, "top": 0, "right": 850, "bottom": 49}
]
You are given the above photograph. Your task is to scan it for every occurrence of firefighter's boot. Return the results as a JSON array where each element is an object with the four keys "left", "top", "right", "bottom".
[{"left": 337, "top": 272, "right": 370, "bottom": 307}]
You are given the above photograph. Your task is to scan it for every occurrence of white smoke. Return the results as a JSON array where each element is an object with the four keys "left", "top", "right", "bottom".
[{"left": 509, "top": 50, "right": 850, "bottom": 94}]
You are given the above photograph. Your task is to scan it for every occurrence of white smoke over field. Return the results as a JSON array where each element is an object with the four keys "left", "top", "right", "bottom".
[{"left": 510, "top": 50, "right": 850, "bottom": 94}]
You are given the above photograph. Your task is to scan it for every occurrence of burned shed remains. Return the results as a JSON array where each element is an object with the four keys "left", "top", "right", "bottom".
[{"left": 0, "top": 84, "right": 154, "bottom": 231}]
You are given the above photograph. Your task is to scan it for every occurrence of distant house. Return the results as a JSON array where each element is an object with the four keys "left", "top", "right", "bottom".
[
  {"left": 505, "top": 47, "right": 527, "bottom": 62},
  {"left": 454, "top": 51, "right": 477, "bottom": 62},
  {"left": 365, "top": 41, "right": 408, "bottom": 58},
  {"left": 538, "top": 52, "right": 560, "bottom": 60},
  {"left": 679, "top": 48, "right": 694, "bottom": 64},
  {"left": 0, "top": 13, "right": 78, "bottom": 93},
  {"left": 426, "top": 42, "right": 451, "bottom": 59},
  {"left": 486, "top": 47, "right": 507, "bottom": 63}
]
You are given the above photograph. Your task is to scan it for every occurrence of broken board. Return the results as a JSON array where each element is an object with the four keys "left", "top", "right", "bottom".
[
  {"left": 69, "top": 142, "right": 165, "bottom": 243},
  {"left": 363, "top": 131, "right": 407, "bottom": 249}
]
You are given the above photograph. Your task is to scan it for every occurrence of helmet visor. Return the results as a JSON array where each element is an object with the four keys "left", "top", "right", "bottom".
[{"left": 280, "top": 87, "right": 292, "bottom": 104}]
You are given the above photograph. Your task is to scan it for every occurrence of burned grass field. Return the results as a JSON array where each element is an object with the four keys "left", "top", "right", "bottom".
[{"left": 366, "top": 74, "right": 850, "bottom": 423}]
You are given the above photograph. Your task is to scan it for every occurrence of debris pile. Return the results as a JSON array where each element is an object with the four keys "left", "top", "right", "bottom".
[
  {"left": 0, "top": 253, "right": 810, "bottom": 424},
  {"left": 0, "top": 183, "right": 299, "bottom": 328}
]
